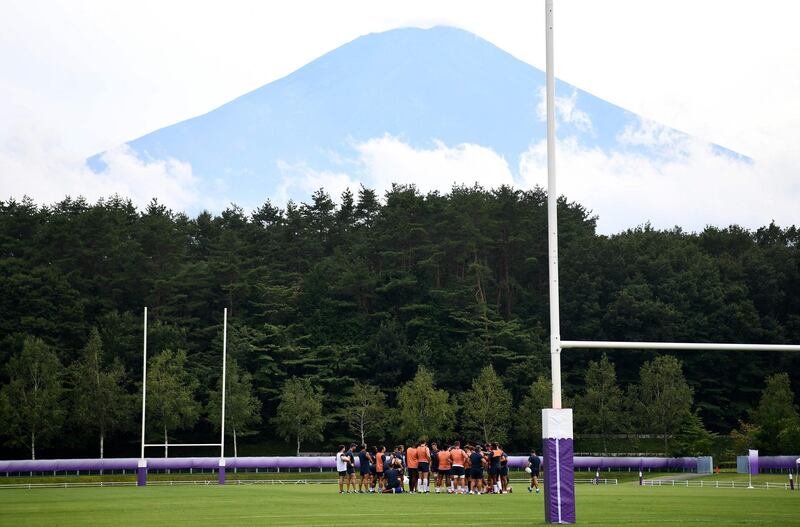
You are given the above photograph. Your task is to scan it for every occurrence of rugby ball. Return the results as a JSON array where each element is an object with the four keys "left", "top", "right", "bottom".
[{"left": 525, "top": 467, "right": 532, "bottom": 474}]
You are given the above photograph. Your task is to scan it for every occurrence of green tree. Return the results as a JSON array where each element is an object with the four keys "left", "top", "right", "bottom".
[
  {"left": 460, "top": 365, "right": 512, "bottom": 443},
  {"left": 672, "top": 411, "right": 718, "bottom": 457},
  {"left": 729, "top": 420, "right": 760, "bottom": 454},
  {"left": 70, "top": 328, "right": 132, "bottom": 458},
  {"left": 343, "top": 383, "right": 387, "bottom": 445},
  {"left": 632, "top": 355, "right": 693, "bottom": 454},
  {"left": 0, "top": 337, "right": 64, "bottom": 459},
  {"left": 514, "top": 376, "right": 552, "bottom": 447},
  {"left": 145, "top": 349, "right": 201, "bottom": 457},
  {"left": 751, "top": 373, "right": 799, "bottom": 453},
  {"left": 272, "top": 377, "right": 326, "bottom": 455},
  {"left": 397, "top": 367, "right": 455, "bottom": 441},
  {"left": 207, "top": 358, "right": 262, "bottom": 457},
  {"left": 576, "top": 354, "right": 625, "bottom": 453}
]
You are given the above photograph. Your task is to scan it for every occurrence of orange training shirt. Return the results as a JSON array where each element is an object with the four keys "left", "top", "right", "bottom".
[{"left": 406, "top": 446, "right": 419, "bottom": 469}]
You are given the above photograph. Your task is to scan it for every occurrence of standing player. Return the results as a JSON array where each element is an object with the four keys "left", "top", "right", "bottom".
[
  {"left": 336, "top": 444, "right": 351, "bottom": 494},
  {"left": 435, "top": 444, "right": 451, "bottom": 493},
  {"left": 405, "top": 442, "right": 419, "bottom": 493},
  {"left": 449, "top": 442, "right": 467, "bottom": 494},
  {"left": 357, "top": 444, "right": 373, "bottom": 493},
  {"left": 429, "top": 442, "right": 439, "bottom": 489},
  {"left": 347, "top": 444, "right": 357, "bottom": 492},
  {"left": 489, "top": 443, "right": 503, "bottom": 493},
  {"left": 417, "top": 440, "right": 431, "bottom": 493},
  {"left": 528, "top": 449, "right": 541, "bottom": 493},
  {"left": 469, "top": 445, "right": 485, "bottom": 494},
  {"left": 498, "top": 445, "right": 509, "bottom": 493},
  {"left": 374, "top": 446, "right": 387, "bottom": 492}
]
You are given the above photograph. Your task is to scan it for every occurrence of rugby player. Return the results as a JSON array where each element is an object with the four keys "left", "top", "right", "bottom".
[
  {"left": 449, "top": 442, "right": 467, "bottom": 494},
  {"left": 336, "top": 444, "right": 351, "bottom": 494},
  {"left": 469, "top": 445, "right": 485, "bottom": 494},
  {"left": 416, "top": 440, "right": 431, "bottom": 493},
  {"left": 357, "top": 444, "right": 373, "bottom": 493},
  {"left": 435, "top": 444, "right": 451, "bottom": 493},
  {"left": 528, "top": 449, "right": 541, "bottom": 493},
  {"left": 405, "top": 442, "right": 419, "bottom": 493}
]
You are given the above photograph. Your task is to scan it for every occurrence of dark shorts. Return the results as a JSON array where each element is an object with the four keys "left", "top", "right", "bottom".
[
  {"left": 489, "top": 466, "right": 500, "bottom": 476},
  {"left": 451, "top": 466, "right": 465, "bottom": 477},
  {"left": 360, "top": 467, "right": 371, "bottom": 476},
  {"left": 376, "top": 471, "right": 384, "bottom": 479},
  {"left": 338, "top": 470, "right": 347, "bottom": 477},
  {"left": 500, "top": 466, "right": 508, "bottom": 476},
  {"left": 346, "top": 466, "right": 355, "bottom": 475},
  {"left": 418, "top": 462, "right": 429, "bottom": 473},
  {"left": 470, "top": 468, "right": 483, "bottom": 480},
  {"left": 407, "top": 468, "right": 418, "bottom": 479},
  {"left": 438, "top": 468, "right": 450, "bottom": 477}
]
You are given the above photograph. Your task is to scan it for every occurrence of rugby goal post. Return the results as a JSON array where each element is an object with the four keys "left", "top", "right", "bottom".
[
  {"left": 542, "top": 0, "right": 800, "bottom": 523},
  {"left": 138, "top": 307, "right": 229, "bottom": 486}
]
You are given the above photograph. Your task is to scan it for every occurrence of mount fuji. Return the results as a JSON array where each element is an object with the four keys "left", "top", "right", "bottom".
[{"left": 87, "top": 26, "right": 745, "bottom": 212}]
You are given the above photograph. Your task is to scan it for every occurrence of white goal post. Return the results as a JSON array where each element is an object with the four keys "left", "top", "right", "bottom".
[{"left": 139, "top": 307, "right": 228, "bottom": 459}]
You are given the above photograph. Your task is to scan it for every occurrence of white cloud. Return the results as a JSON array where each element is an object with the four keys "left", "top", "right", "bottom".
[
  {"left": 354, "top": 135, "right": 515, "bottom": 194},
  {"left": 520, "top": 120, "right": 797, "bottom": 234},
  {"left": 536, "top": 87, "right": 594, "bottom": 134},
  {"left": 276, "top": 135, "right": 515, "bottom": 203},
  {"left": 275, "top": 160, "right": 361, "bottom": 204},
  {"left": 0, "top": 123, "right": 204, "bottom": 212}
]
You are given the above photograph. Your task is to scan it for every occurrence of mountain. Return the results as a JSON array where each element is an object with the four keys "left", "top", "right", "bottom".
[{"left": 87, "top": 26, "right": 740, "bottom": 209}]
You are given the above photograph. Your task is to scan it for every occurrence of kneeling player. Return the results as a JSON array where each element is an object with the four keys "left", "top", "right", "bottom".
[{"left": 382, "top": 459, "right": 404, "bottom": 493}]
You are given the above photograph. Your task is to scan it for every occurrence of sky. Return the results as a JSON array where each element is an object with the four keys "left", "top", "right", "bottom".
[{"left": 1, "top": 0, "right": 798, "bottom": 233}]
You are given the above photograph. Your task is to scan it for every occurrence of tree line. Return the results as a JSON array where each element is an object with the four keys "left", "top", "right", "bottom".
[{"left": 0, "top": 185, "right": 798, "bottom": 459}]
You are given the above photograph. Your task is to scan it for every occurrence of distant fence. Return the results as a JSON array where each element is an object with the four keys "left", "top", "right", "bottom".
[{"left": 0, "top": 455, "right": 706, "bottom": 476}]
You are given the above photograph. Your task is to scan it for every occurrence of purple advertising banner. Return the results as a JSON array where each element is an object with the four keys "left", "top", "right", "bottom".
[{"left": 8, "top": 454, "right": 795, "bottom": 475}]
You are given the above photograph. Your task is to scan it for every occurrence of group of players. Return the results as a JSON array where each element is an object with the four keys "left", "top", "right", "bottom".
[{"left": 336, "top": 441, "right": 541, "bottom": 495}]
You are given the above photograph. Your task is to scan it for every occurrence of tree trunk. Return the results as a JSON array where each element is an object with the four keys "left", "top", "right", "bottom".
[
  {"left": 233, "top": 428, "right": 238, "bottom": 458},
  {"left": 296, "top": 436, "right": 301, "bottom": 456},
  {"left": 31, "top": 431, "right": 35, "bottom": 460},
  {"left": 164, "top": 426, "right": 169, "bottom": 458},
  {"left": 100, "top": 433, "right": 104, "bottom": 459},
  {"left": 360, "top": 420, "right": 365, "bottom": 447}
]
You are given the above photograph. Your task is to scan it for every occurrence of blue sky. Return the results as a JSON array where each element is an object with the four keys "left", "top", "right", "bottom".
[{"left": 1, "top": 0, "right": 798, "bottom": 233}]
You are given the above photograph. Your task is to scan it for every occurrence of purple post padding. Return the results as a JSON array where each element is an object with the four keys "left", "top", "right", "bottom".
[
  {"left": 749, "top": 449, "right": 759, "bottom": 475},
  {"left": 543, "top": 438, "right": 576, "bottom": 524},
  {"left": 137, "top": 459, "right": 147, "bottom": 487},
  {"left": 218, "top": 462, "right": 226, "bottom": 485}
]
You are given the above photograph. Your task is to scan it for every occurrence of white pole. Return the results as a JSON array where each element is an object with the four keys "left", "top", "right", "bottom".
[
  {"left": 545, "top": 0, "right": 561, "bottom": 409},
  {"left": 220, "top": 308, "right": 228, "bottom": 459},
  {"left": 140, "top": 307, "right": 148, "bottom": 459}
]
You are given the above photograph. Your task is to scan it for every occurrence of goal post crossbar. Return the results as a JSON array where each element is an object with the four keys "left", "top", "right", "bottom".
[{"left": 560, "top": 340, "right": 800, "bottom": 352}]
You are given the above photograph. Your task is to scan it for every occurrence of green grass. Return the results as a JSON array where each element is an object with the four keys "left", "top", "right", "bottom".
[{"left": 1, "top": 482, "right": 799, "bottom": 526}]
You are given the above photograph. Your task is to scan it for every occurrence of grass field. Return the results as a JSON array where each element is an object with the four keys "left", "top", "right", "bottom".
[{"left": 1, "top": 481, "right": 798, "bottom": 526}]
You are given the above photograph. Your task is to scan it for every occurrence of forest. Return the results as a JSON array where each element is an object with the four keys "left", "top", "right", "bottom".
[{"left": 0, "top": 184, "right": 798, "bottom": 460}]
